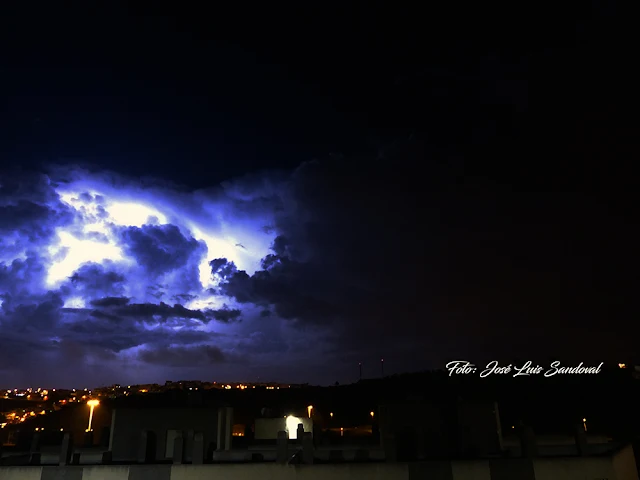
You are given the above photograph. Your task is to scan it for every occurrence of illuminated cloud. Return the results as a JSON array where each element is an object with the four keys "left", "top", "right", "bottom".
[
  {"left": 1, "top": 158, "right": 496, "bottom": 387},
  {"left": 0, "top": 167, "right": 287, "bottom": 386},
  {"left": 3, "top": 163, "right": 400, "bottom": 387},
  {"left": 47, "top": 230, "right": 126, "bottom": 286}
]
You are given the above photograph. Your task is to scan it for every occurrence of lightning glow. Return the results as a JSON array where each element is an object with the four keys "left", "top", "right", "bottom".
[
  {"left": 50, "top": 186, "right": 269, "bottom": 293},
  {"left": 63, "top": 296, "right": 86, "bottom": 309},
  {"left": 1, "top": 170, "right": 285, "bottom": 387},
  {"left": 184, "top": 295, "right": 224, "bottom": 311},
  {"left": 47, "top": 230, "right": 125, "bottom": 286},
  {"left": 106, "top": 202, "right": 167, "bottom": 227},
  {"left": 188, "top": 225, "right": 243, "bottom": 287},
  {"left": 48, "top": 192, "right": 182, "bottom": 288}
]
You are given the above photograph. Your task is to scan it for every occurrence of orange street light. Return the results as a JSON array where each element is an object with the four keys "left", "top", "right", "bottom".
[
  {"left": 86, "top": 400, "right": 100, "bottom": 432},
  {"left": 307, "top": 405, "right": 313, "bottom": 418}
]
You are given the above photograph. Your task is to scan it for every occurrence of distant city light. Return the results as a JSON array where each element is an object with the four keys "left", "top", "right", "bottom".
[
  {"left": 307, "top": 405, "right": 313, "bottom": 418},
  {"left": 619, "top": 363, "right": 626, "bottom": 368}
]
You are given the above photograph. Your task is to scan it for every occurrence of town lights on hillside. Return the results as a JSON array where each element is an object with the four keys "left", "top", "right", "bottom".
[
  {"left": 307, "top": 405, "right": 313, "bottom": 418},
  {"left": 86, "top": 399, "right": 100, "bottom": 432}
]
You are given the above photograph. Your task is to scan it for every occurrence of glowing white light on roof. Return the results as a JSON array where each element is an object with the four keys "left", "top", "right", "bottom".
[{"left": 285, "top": 416, "right": 303, "bottom": 439}]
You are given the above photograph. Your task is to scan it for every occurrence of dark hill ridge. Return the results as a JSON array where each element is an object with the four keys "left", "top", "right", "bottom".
[{"left": 101, "top": 366, "right": 639, "bottom": 438}]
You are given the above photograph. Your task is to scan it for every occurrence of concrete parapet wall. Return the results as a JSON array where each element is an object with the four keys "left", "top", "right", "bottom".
[
  {"left": 533, "top": 444, "right": 638, "bottom": 480},
  {"left": 82, "top": 466, "right": 131, "bottom": 480},
  {"left": 0, "top": 448, "right": 637, "bottom": 480},
  {"left": 170, "top": 464, "right": 409, "bottom": 480},
  {"left": 0, "top": 467, "right": 43, "bottom": 480}
]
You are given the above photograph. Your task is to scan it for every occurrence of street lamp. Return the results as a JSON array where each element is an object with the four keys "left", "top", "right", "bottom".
[
  {"left": 370, "top": 411, "right": 374, "bottom": 418},
  {"left": 307, "top": 405, "right": 313, "bottom": 418},
  {"left": 86, "top": 400, "right": 99, "bottom": 432}
]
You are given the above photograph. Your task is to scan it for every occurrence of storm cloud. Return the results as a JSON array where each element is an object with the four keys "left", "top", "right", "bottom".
[
  {"left": 119, "top": 224, "right": 205, "bottom": 276},
  {"left": 0, "top": 155, "right": 628, "bottom": 387},
  {"left": 0, "top": 168, "right": 279, "bottom": 386},
  {"left": 138, "top": 344, "right": 226, "bottom": 367},
  {"left": 90, "top": 296, "right": 130, "bottom": 307}
]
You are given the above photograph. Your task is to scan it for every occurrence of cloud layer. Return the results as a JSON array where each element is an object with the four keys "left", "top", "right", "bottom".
[
  {"left": 0, "top": 155, "right": 631, "bottom": 388},
  {"left": 0, "top": 166, "right": 282, "bottom": 387}
]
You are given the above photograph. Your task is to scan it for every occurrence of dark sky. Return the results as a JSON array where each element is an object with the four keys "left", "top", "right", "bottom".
[{"left": 0, "top": 2, "right": 637, "bottom": 387}]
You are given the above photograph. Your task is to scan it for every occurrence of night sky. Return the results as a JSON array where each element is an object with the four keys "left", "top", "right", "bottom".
[{"left": 0, "top": 2, "right": 636, "bottom": 388}]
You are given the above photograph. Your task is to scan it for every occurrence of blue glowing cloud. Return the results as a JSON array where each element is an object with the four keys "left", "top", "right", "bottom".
[
  {"left": 0, "top": 167, "right": 302, "bottom": 386},
  {"left": 0, "top": 160, "right": 442, "bottom": 387}
]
